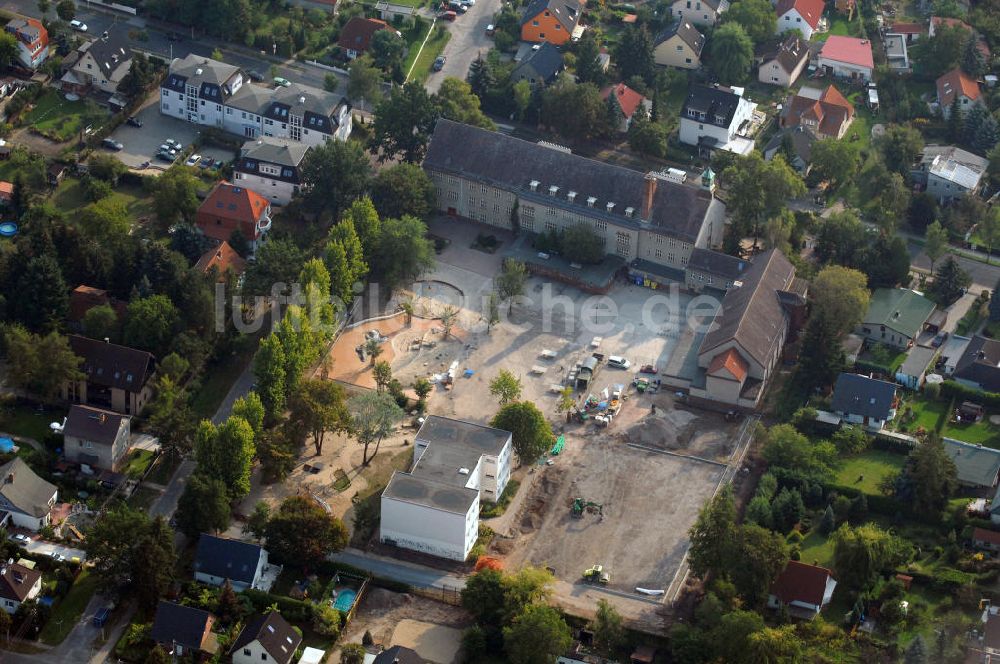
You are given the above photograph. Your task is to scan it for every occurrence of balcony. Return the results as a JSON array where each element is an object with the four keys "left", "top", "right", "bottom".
[{"left": 256, "top": 212, "right": 273, "bottom": 234}]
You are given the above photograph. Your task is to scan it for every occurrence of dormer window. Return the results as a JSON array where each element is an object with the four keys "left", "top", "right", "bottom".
[
  {"left": 587, "top": 196, "right": 597, "bottom": 207},
  {"left": 606, "top": 202, "right": 615, "bottom": 213},
  {"left": 568, "top": 191, "right": 577, "bottom": 202},
  {"left": 548, "top": 185, "right": 559, "bottom": 196},
  {"left": 624, "top": 207, "right": 634, "bottom": 218},
  {"left": 529, "top": 180, "right": 539, "bottom": 192}
]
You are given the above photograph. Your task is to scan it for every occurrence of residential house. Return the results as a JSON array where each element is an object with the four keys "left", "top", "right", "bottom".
[
  {"left": 684, "top": 246, "right": 749, "bottom": 292},
  {"left": 940, "top": 334, "right": 972, "bottom": 375},
  {"left": 601, "top": 83, "right": 652, "bottom": 132},
  {"left": 889, "top": 22, "right": 924, "bottom": 43},
  {"left": 936, "top": 68, "right": 984, "bottom": 119},
  {"left": 150, "top": 601, "right": 218, "bottom": 658},
  {"left": 693, "top": 250, "right": 806, "bottom": 408},
  {"left": 381, "top": 416, "right": 514, "bottom": 560},
  {"left": 669, "top": 0, "right": 728, "bottom": 26},
  {"left": 374, "top": 2, "right": 417, "bottom": 23},
  {"left": 780, "top": 84, "right": 854, "bottom": 139},
  {"left": 234, "top": 137, "right": 310, "bottom": 206},
  {"left": 62, "top": 405, "right": 131, "bottom": 471},
  {"left": 652, "top": 20, "right": 705, "bottom": 69},
  {"left": 758, "top": 35, "right": 809, "bottom": 87},
  {"left": 775, "top": 0, "right": 825, "bottom": 41},
  {"left": 943, "top": 438, "right": 1000, "bottom": 491},
  {"left": 763, "top": 126, "right": 817, "bottom": 173},
  {"left": 0, "top": 181, "right": 13, "bottom": 206},
  {"left": 830, "top": 373, "right": 898, "bottom": 431},
  {"left": 983, "top": 606, "right": 1000, "bottom": 661},
  {"left": 915, "top": 145, "right": 988, "bottom": 203},
  {"left": 195, "top": 182, "right": 272, "bottom": 255},
  {"left": 373, "top": 647, "right": 425, "bottom": 664},
  {"left": 857, "top": 288, "right": 937, "bottom": 349},
  {"left": 194, "top": 241, "right": 247, "bottom": 282},
  {"left": 194, "top": 534, "right": 275, "bottom": 592},
  {"left": 338, "top": 17, "right": 391, "bottom": 59},
  {"left": 817, "top": 36, "right": 874, "bottom": 82},
  {"left": 512, "top": 43, "right": 564, "bottom": 87},
  {"left": 62, "top": 29, "right": 132, "bottom": 96},
  {"left": 953, "top": 335, "right": 1000, "bottom": 393},
  {"left": 973, "top": 527, "right": 1000, "bottom": 553},
  {"left": 884, "top": 32, "right": 910, "bottom": 72},
  {"left": 678, "top": 84, "right": 757, "bottom": 155},
  {"left": 5, "top": 18, "right": 48, "bottom": 70},
  {"left": 423, "top": 120, "right": 727, "bottom": 274},
  {"left": 766, "top": 560, "right": 837, "bottom": 619},
  {"left": 895, "top": 346, "right": 937, "bottom": 389},
  {"left": 231, "top": 612, "right": 301, "bottom": 664},
  {"left": 64, "top": 335, "right": 156, "bottom": 415},
  {"left": 0, "top": 563, "right": 41, "bottom": 615},
  {"left": 161, "top": 54, "right": 351, "bottom": 146},
  {"left": 67, "top": 285, "right": 126, "bottom": 326},
  {"left": 520, "top": 0, "right": 582, "bottom": 45},
  {"left": 0, "top": 458, "right": 58, "bottom": 531}
]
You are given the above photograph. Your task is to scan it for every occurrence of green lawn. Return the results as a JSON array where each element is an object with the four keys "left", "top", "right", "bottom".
[
  {"left": 799, "top": 530, "right": 835, "bottom": 567},
  {"left": 146, "top": 453, "right": 182, "bottom": 486},
  {"left": 24, "top": 89, "right": 110, "bottom": 143},
  {"left": 826, "top": 15, "right": 862, "bottom": 37},
  {"left": 833, "top": 449, "right": 906, "bottom": 494},
  {"left": 121, "top": 449, "right": 156, "bottom": 479},
  {"left": 190, "top": 336, "right": 259, "bottom": 419},
  {"left": 38, "top": 570, "right": 99, "bottom": 645},
  {"left": 128, "top": 484, "right": 162, "bottom": 511},
  {"left": 842, "top": 98, "right": 875, "bottom": 153},
  {"left": 0, "top": 402, "right": 57, "bottom": 442},
  {"left": 899, "top": 398, "right": 948, "bottom": 434},
  {"left": 406, "top": 24, "right": 451, "bottom": 84},
  {"left": 51, "top": 177, "right": 155, "bottom": 223},
  {"left": 901, "top": 397, "right": 1000, "bottom": 446}
]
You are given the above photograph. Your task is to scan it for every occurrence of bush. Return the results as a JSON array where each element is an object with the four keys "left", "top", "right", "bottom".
[
  {"left": 940, "top": 380, "right": 1000, "bottom": 409},
  {"left": 242, "top": 590, "right": 314, "bottom": 623}
]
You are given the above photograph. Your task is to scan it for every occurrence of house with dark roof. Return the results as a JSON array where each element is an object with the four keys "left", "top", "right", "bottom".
[
  {"left": 511, "top": 43, "right": 564, "bottom": 87},
  {"left": 63, "top": 29, "right": 132, "bottom": 96},
  {"left": 775, "top": 0, "right": 825, "bottom": 40},
  {"left": 5, "top": 18, "right": 48, "bottom": 70},
  {"left": 234, "top": 137, "right": 310, "bottom": 205},
  {"left": 679, "top": 85, "right": 757, "bottom": 155},
  {"left": 830, "top": 373, "right": 898, "bottom": 431},
  {"left": 374, "top": 646, "right": 425, "bottom": 664},
  {"left": 684, "top": 247, "right": 749, "bottom": 292},
  {"left": 63, "top": 335, "right": 156, "bottom": 415},
  {"left": 916, "top": 145, "right": 988, "bottom": 202},
  {"left": 196, "top": 181, "right": 273, "bottom": 254},
  {"left": 150, "top": 601, "right": 218, "bottom": 658},
  {"left": 423, "top": 120, "right": 727, "bottom": 278},
  {"left": 936, "top": 67, "right": 984, "bottom": 119},
  {"left": 601, "top": 83, "right": 652, "bottom": 132},
  {"left": 195, "top": 535, "right": 274, "bottom": 592},
  {"left": 758, "top": 35, "right": 809, "bottom": 87},
  {"left": 195, "top": 241, "right": 247, "bottom": 282},
  {"left": 766, "top": 561, "right": 837, "bottom": 619},
  {"left": 858, "top": 288, "right": 936, "bottom": 350},
  {"left": 693, "top": 249, "right": 805, "bottom": 408},
  {"left": 780, "top": 84, "right": 854, "bottom": 139},
  {"left": 653, "top": 20, "right": 705, "bottom": 69},
  {"left": 0, "top": 458, "right": 58, "bottom": 531},
  {"left": 817, "top": 36, "right": 874, "bottom": 82},
  {"left": 942, "top": 438, "right": 1000, "bottom": 491},
  {"left": 62, "top": 405, "right": 131, "bottom": 471},
  {"left": 895, "top": 345, "right": 938, "bottom": 390},
  {"left": 338, "top": 17, "right": 392, "bottom": 59},
  {"left": 0, "top": 563, "right": 42, "bottom": 614},
  {"left": 762, "top": 126, "right": 817, "bottom": 173},
  {"left": 231, "top": 612, "right": 301, "bottom": 664},
  {"left": 381, "top": 416, "right": 513, "bottom": 561},
  {"left": 953, "top": 335, "right": 1000, "bottom": 393},
  {"left": 668, "top": 0, "right": 728, "bottom": 26},
  {"left": 520, "top": 0, "right": 581, "bottom": 45}
]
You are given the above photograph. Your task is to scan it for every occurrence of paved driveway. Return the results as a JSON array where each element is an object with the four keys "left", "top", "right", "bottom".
[
  {"left": 8, "top": 534, "right": 86, "bottom": 561},
  {"left": 425, "top": 0, "right": 501, "bottom": 92}
]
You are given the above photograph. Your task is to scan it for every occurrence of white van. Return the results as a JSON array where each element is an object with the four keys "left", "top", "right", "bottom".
[{"left": 607, "top": 356, "right": 630, "bottom": 369}]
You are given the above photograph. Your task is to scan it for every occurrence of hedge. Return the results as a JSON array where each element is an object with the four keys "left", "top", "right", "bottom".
[
  {"left": 242, "top": 589, "right": 315, "bottom": 623},
  {"left": 940, "top": 380, "right": 1000, "bottom": 409},
  {"left": 822, "top": 483, "right": 906, "bottom": 518},
  {"left": 869, "top": 433, "right": 916, "bottom": 454}
]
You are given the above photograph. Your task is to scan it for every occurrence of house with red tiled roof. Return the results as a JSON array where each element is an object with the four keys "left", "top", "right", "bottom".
[
  {"left": 817, "top": 35, "right": 874, "bottom": 82},
  {"left": 775, "top": 0, "right": 825, "bottom": 41},
  {"left": 4, "top": 18, "right": 48, "bottom": 70},
  {"left": 780, "top": 84, "right": 855, "bottom": 139},
  {"left": 767, "top": 561, "right": 837, "bottom": 619},
  {"left": 195, "top": 182, "right": 273, "bottom": 254},
  {"left": 601, "top": 83, "right": 652, "bottom": 132},
  {"left": 0, "top": 181, "right": 12, "bottom": 206},
  {"left": 936, "top": 67, "right": 984, "bottom": 119},
  {"left": 195, "top": 241, "right": 247, "bottom": 282},
  {"left": 338, "top": 17, "right": 391, "bottom": 59}
]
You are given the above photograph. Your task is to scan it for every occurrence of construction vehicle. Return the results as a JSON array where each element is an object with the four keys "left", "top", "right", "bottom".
[
  {"left": 571, "top": 498, "right": 603, "bottom": 518},
  {"left": 583, "top": 564, "right": 610, "bottom": 584}
]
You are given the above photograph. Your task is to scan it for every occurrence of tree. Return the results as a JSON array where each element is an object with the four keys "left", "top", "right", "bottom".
[
  {"left": 574, "top": 31, "right": 604, "bottom": 85},
  {"left": 503, "top": 604, "right": 573, "bottom": 664},
  {"left": 991, "top": 279, "right": 1000, "bottom": 323},
  {"left": 819, "top": 505, "right": 836, "bottom": 535},
  {"left": 930, "top": 256, "right": 971, "bottom": 306},
  {"left": 12, "top": 255, "right": 68, "bottom": 333},
  {"left": 793, "top": 315, "right": 846, "bottom": 394},
  {"left": 147, "top": 376, "right": 195, "bottom": 458},
  {"left": 613, "top": 26, "right": 654, "bottom": 83},
  {"left": 591, "top": 599, "right": 624, "bottom": 657},
  {"left": 627, "top": 113, "right": 668, "bottom": 157},
  {"left": 439, "top": 306, "right": 458, "bottom": 339},
  {"left": 709, "top": 23, "right": 753, "bottom": 84},
  {"left": 461, "top": 567, "right": 507, "bottom": 630},
  {"left": 762, "top": 424, "right": 835, "bottom": 474},
  {"left": 486, "top": 291, "right": 500, "bottom": 334},
  {"left": 808, "top": 266, "right": 870, "bottom": 337},
  {"left": 771, "top": 487, "right": 805, "bottom": 531},
  {"left": 491, "top": 401, "right": 553, "bottom": 464},
  {"left": 289, "top": 379, "right": 349, "bottom": 455},
  {"left": 914, "top": 24, "right": 966, "bottom": 77},
  {"left": 232, "top": 392, "right": 265, "bottom": 437},
  {"left": 370, "top": 29, "right": 405, "bottom": 75},
  {"left": 265, "top": 495, "right": 349, "bottom": 567},
  {"left": 746, "top": 625, "right": 804, "bottom": 662},
  {"left": 906, "top": 435, "right": 958, "bottom": 514},
  {"left": 722, "top": 0, "right": 776, "bottom": 45},
  {"left": 152, "top": 165, "right": 201, "bottom": 227},
  {"left": 300, "top": 139, "right": 373, "bottom": 220},
  {"left": 904, "top": 635, "right": 928, "bottom": 664},
  {"left": 832, "top": 523, "right": 910, "bottom": 589},
  {"left": 370, "top": 215, "right": 436, "bottom": 291},
  {"left": 327, "top": 217, "right": 368, "bottom": 304},
  {"left": 340, "top": 644, "right": 367, "bottom": 664},
  {"left": 349, "top": 391, "right": 404, "bottom": 465},
  {"left": 864, "top": 234, "right": 911, "bottom": 288},
  {"left": 975, "top": 115, "right": 1000, "bottom": 155},
  {"left": 877, "top": 125, "right": 924, "bottom": 176},
  {"left": 175, "top": 474, "right": 231, "bottom": 538},
  {"left": 365, "top": 337, "right": 383, "bottom": 366},
  {"left": 815, "top": 210, "right": 866, "bottom": 266},
  {"left": 373, "top": 361, "right": 393, "bottom": 393},
  {"left": 413, "top": 377, "right": 432, "bottom": 406},
  {"left": 56, "top": 0, "right": 76, "bottom": 21},
  {"left": 194, "top": 417, "right": 256, "bottom": 501},
  {"left": 254, "top": 335, "right": 288, "bottom": 420},
  {"left": 688, "top": 487, "right": 736, "bottom": 580},
  {"left": 496, "top": 259, "right": 528, "bottom": 315},
  {"left": 560, "top": 224, "right": 605, "bottom": 264},
  {"left": 435, "top": 77, "right": 495, "bottom": 129},
  {"left": 542, "top": 79, "right": 610, "bottom": 140},
  {"left": 924, "top": 220, "right": 948, "bottom": 272},
  {"left": 965, "top": 105, "right": 987, "bottom": 147},
  {"left": 730, "top": 525, "right": 789, "bottom": 607},
  {"left": 86, "top": 507, "right": 175, "bottom": 607},
  {"left": 243, "top": 501, "right": 271, "bottom": 541},
  {"left": 0, "top": 32, "right": 17, "bottom": 70},
  {"left": 371, "top": 163, "right": 436, "bottom": 220},
  {"left": 347, "top": 55, "right": 382, "bottom": 110},
  {"left": 722, "top": 152, "right": 805, "bottom": 244},
  {"left": 3, "top": 328, "right": 83, "bottom": 401},
  {"left": 371, "top": 82, "right": 440, "bottom": 163},
  {"left": 512, "top": 80, "right": 532, "bottom": 121},
  {"left": 123, "top": 295, "right": 181, "bottom": 355},
  {"left": 489, "top": 370, "right": 523, "bottom": 405},
  {"left": 810, "top": 138, "right": 859, "bottom": 191},
  {"left": 978, "top": 207, "right": 1000, "bottom": 263},
  {"left": 467, "top": 54, "right": 495, "bottom": 98}
]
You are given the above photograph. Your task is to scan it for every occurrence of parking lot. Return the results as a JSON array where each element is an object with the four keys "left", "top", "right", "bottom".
[{"left": 107, "top": 96, "right": 237, "bottom": 172}]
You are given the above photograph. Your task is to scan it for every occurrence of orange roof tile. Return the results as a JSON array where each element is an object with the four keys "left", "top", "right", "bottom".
[
  {"left": 196, "top": 181, "right": 270, "bottom": 242},
  {"left": 600, "top": 83, "right": 646, "bottom": 120},
  {"left": 707, "top": 348, "right": 749, "bottom": 382},
  {"left": 194, "top": 240, "right": 247, "bottom": 280},
  {"left": 936, "top": 67, "right": 981, "bottom": 107}
]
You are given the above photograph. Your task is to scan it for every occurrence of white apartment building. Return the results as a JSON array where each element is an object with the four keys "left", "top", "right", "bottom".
[{"left": 233, "top": 138, "right": 310, "bottom": 206}]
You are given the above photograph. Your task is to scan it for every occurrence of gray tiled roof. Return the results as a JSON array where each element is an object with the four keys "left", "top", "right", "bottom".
[
  {"left": 687, "top": 248, "right": 748, "bottom": 281},
  {"left": 225, "top": 84, "right": 273, "bottom": 115},
  {"left": 80, "top": 29, "right": 131, "bottom": 79},
  {"left": 63, "top": 405, "right": 127, "bottom": 446},
  {"left": 194, "top": 534, "right": 264, "bottom": 585},
  {"left": 954, "top": 335, "right": 1000, "bottom": 392},
  {"left": 230, "top": 612, "right": 301, "bottom": 664},
  {"left": 240, "top": 137, "right": 309, "bottom": 168},
  {"left": 150, "top": 601, "right": 214, "bottom": 651},
  {"left": 830, "top": 373, "right": 896, "bottom": 420},
  {"left": 513, "top": 42, "right": 564, "bottom": 84},
  {"left": 520, "top": 0, "right": 581, "bottom": 30},
  {"left": 0, "top": 458, "right": 55, "bottom": 518},
  {"left": 943, "top": 438, "right": 1000, "bottom": 487},
  {"left": 69, "top": 335, "right": 155, "bottom": 392},
  {"left": 655, "top": 20, "right": 705, "bottom": 55},
  {"left": 423, "top": 120, "right": 716, "bottom": 242},
  {"left": 682, "top": 85, "right": 745, "bottom": 129}
]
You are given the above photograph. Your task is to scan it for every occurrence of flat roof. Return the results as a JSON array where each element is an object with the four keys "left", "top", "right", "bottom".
[
  {"left": 413, "top": 416, "right": 510, "bottom": 487},
  {"left": 382, "top": 471, "right": 479, "bottom": 514}
]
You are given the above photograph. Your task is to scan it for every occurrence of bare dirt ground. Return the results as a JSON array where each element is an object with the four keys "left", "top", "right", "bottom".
[{"left": 335, "top": 589, "right": 470, "bottom": 663}]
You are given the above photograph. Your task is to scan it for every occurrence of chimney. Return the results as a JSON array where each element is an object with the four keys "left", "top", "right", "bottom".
[
  {"left": 6, "top": 472, "right": 13, "bottom": 484},
  {"left": 641, "top": 173, "right": 657, "bottom": 220}
]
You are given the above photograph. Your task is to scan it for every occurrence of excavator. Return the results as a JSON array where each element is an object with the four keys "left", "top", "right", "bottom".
[{"left": 571, "top": 498, "right": 603, "bottom": 518}]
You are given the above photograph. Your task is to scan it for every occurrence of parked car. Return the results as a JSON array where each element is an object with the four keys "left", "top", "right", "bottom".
[
  {"left": 51, "top": 552, "right": 65, "bottom": 562},
  {"left": 932, "top": 332, "right": 948, "bottom": 348},
  {"left": 273, "top": 77, "right": 291, "bottom": 87},
  {"left": 158, "top": 144, "right": 176, "bottom": 155},
  {"left": 165, "top": 138, "right": 182, "bottom": 149},
  {"left": 126, "top": 116, "right": 143, "bottom": 128},
  {"left": 101, "top": 138, "right": 123, "bottom": 151},
  {"left": 12, "top": 533, "right": 29, "bottom": 544},
  {"left": 607, "top": 356, "right": 631, "bottom": 369},
  {"left": 70, "top": 19, "right": 88, "bottom": 32},
  {"left": 486, "top": 23, "right": 495, "bottom": 35},
  {"left": 185, "top": 154, "right": 201, "bottom": 167},
  {"left": 440, "top": 10, "right": 458, "bottom": 19},
  {"left": 246, "top": 69, "right": 265, "bottom": 82},
  {"left": 199, "top": 157, "right": 215, "bottom": 169},
  {"left": 156, "top": 151, "right": 175, "bottom": 163},
  {"left": 433, "top": 55, "right": 446, "bottom": 71}
]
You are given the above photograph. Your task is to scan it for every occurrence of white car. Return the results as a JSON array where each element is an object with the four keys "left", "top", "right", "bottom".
[
  {"left": 607, "top": 356, "right": 631, "bottom": 369},
  {"left": 70, "top": 19, "right": 88, "bottom": 32},
  {"left": 185, "top": 154, "right": 201, "bottom": 167},
  {"left": 12, "top": 533, "right": 29, "bottom": 544}
]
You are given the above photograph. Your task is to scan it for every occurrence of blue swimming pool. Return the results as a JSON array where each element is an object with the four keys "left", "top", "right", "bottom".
[
  {"left": 0, "top": 437, "right": 14, "bottom": 453},
  {"left": 0, "top": 222, "right": 17, "bottom": 237},
  {"left": 333, "top": 588, "right": 357, "bottom": 612}
]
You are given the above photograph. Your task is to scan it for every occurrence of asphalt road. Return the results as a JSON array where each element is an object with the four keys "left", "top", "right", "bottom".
[
  {"left": 425, "top": 0, "right": 500, "bottom": 92},
  {"left": 331, "top": 549, "right": 467, "bottom": 592}
]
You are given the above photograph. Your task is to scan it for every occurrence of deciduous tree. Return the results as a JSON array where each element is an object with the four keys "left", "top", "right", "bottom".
[
  {"left": 300, "top": 139, "right": 373, "bottom": 220},
  {"left": 123, "top": 294, "right": 181, "bottom": 356},
  {"left": 349, "top": 390, "right": 404, "bottom": 465},
  {"left": 591, "top": 599, "right": 624, "bottom": 657},
  {"left": 254, "top": 334, "right": 288, "bottom": 421},
  {"left": 152, "top": 165, "right": 201, "bottom": 228},
  {"left": 194, "top": 416, "right": 256, "bottom": 500},
  {"left": 809, "top": 138, "right": 859, "bottom": 191},
  {"left": 877, "top": 125, "right": 924, "bottom": 176},
  {"left": 496, "top": 259, "right": 528, "bottom": 314},
  {"left": 924, "top": 220, "right": 948, "bottom": 272},
  {"left": 371, "top": 163, "right": 436, "bottom": 220},
  {"left": 503, "top": 604, "right": 573, "bottom": 664},
  {"left": 709, "top": 23, "right": 753, "bottom": 84},
  {"left": 688, "top": 486, "right": 736, "bottom": 580},
  {"left": 809, "top": 266, "right": 870, "bottom": 337},
  {"left": 265, "top": 495, "right": 349, "bottom": 567},
  {"left": 832, "top": 523, "right": 910, "bottom": 589},
  {"left": 489, "top": 370, "right": 523, "bottom": 405},
  {"left": 435, "top": 77, "right": 495, "bottom": 129},
  {"left": 175, "top": 474, "right": 231, "bottom": 538},
  {"left": 491, "top": 401, "right": 553, "bottom": 464},
  {"left": 347, "top": 54, "right": 383, "bottom": 110},
  {"left": 721, "top": 0, "right": 776, "bottom": 45},
  {"left": 369, "top": 215, "right": 436, "bottom": 292},
  {"left": 370, "top": 82, "right": 440, "bottom": 163}
]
